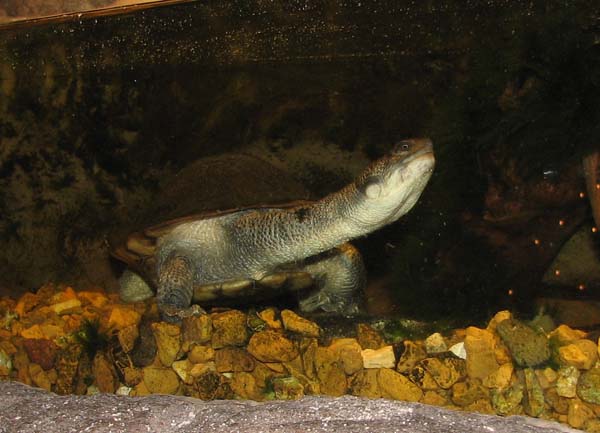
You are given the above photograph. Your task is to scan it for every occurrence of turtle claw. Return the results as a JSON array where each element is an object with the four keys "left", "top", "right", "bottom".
[{"left": 161, "top": 304, "right": 207, "bottom": 323}]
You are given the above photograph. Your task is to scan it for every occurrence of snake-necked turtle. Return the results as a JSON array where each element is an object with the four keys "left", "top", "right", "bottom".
[{"left": 112, "top": 138, "right": 435, "bottom": 322}]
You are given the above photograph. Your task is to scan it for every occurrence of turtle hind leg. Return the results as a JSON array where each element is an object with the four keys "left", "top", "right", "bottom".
[
  {"left": 298, "top": 243, "right": 366, "bottom": 316},
  {"left": 158, "top": 253, "right": 205, "bottom": 323}
]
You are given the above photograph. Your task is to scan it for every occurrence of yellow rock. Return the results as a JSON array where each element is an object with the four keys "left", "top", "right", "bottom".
[
  {"left": 132, "top": 380, "right": 151, "bottom": 396},
  {"left": 482, "top": 362, "right": 513, "bottom": 389},
  {"left": 190, "top": 362, "right": 216, "bottom": 377},
  {"left": 230, "top": 372, "right": 262, "bottom": 400},
  {"left": 142, "top": 366, "right": 180, "bottom": 394},
  {"left": 464, "top": 327, "right": 499, "bottom": 380},
  {"left": 108, "top": 306, "right": 141, "bottom": 330},
  {"left": 118, "top": 324, "right": 139, "bottom": 353},
  {"left": 314, "top": 347, "right": 347, "bottom": 396},
  {"left": 92, "top": 353, "right": 117, "bottom": 393},
  {"left": 49, "top": 286, "right": 77, "bottom": 304},
  {"left": 535, "top": 367, "right": 558, "bottom": 389},
  {"left": 247, "top": 330, "right": 298, "bottom": 362},
  {"left": 15, "top": 292, "right": 40, "bottom": 317},
  {"left": 568, "top": 399, "right": 596, "bottom": 430},
  {"left": 329, "top": 338, "right": 363, "bottom": 375},
  {"left": 486, "top": 310, "right": 512, "bottom": 332},
  {"left": 78, "top": 291, "right": 109, "bottom": 308},
  {"left": 280, "top": 310, "right": 321, "bottom": 337},
  {"left": 172, "top": 359, "right": 193, "bottom": 384},
  {"left": 378, "top": 368, "right": 422, "bottom": 402},
  {"left": 188, "top": 345, "right": 215, "bottom": 364},
  {"left": 28, "top": 363, "right": 51, "bottom": 391},
  {"left": 550, "top": 324, "right": 587, "bottom": 346},
  {"left": 258, "top": 308, "right": 282, "bottom": 329},
  {"left": 211, "top": 310, "right": 248, "bottom": 348},
  {"left": 349, "top": 368, "right": 381, "bottom": 398},
  {"left": 182, "top": 315, "right": 212, "bottom": 351},
  {"left": 151, "top": 322, "right": 181, "bottom": 367},
  {"left": 421, "top": 390, "right": 448, "bottom": 406},
  {"left": 215, "top": 347, "right": 255, "bottom": 373},
  {"left": 361, "top": 345, "right": 395, "bottom": 369},
  {"left": 21, "top": 324, "right": 64, "bottom": 340},
  {"left": 559, "top": 341, "right": 598, "bottom": 370}
]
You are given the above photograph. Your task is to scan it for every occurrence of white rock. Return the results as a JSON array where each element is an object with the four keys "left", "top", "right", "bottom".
[
  {"left": 425, "top": 333, "right": 447, "bottom": 354},
  {"left": 449, "top": 342, "right": 467, "bottom": 359},
  {"left": 116, "top": 385, "right": 132, "bottom": 396}
]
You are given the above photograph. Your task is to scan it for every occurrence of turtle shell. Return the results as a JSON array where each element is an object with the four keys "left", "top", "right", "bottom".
[{"left": 111, "top": 152, "right": 314, "bottom": 294}]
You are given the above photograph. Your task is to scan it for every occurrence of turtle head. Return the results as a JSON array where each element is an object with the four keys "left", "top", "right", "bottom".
[{"left": 353, "top": 138, "right": 435, "bottom": 228}]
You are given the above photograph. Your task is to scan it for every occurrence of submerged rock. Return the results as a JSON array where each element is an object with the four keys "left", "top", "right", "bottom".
[
  {"left": 496, "top": 319, "right": 550, "bottom": 367},
  {"left": 0, "top": 381, "right": 582, "bottom": 433}
]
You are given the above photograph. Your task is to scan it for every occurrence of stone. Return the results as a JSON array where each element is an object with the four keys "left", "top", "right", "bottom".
[
  {"left": 356, "top": 323, "right": 384, "bottom": 350},
  {"left": 230, "top": 371, "right": 262, "bottom": 400},
  {"left": 280, "top": 310, "right": 321, "bottom": 337},
  {"left": 282, "top": 352, "right": 305, "bottom": 377},
  {"left": 349, "top": 369, "right": 381, "bottom": 398},
  {"left": 396, "top": 340, "right": 426, "bottom": 373},
  {"left": 28, "top": 363, "right": 51, "bottom": 391},
  {"left": 314, "top": 346, "right": 347, "bottom": 396},
  {"left": 22, "top": 338, "right": 58, "bottom": 370},
  {"left": 272, "top": 376, "right": 305, "bottom": 400},
  {"left": 172, "top": 359, "right": 193, "bottom": 384},
  {"left": 182, "top": 314, "right": 212, "bottom": 351},
  {"left": 123, "top": 366, "right": 142, "bottom": 386},
  {"left": 50, "top": 298, "right": 81, "bottom": 315},
  {"left": 188, "top": 345, "right": 215, "bottom": 364},
  {"left": 451, "top": 380, "right": 489, "bottom": 407},
  {"left": 421, "top": 390, "right": 448, "bottom": 406},
  {"left": 108, "top": 306, "right": 141, "bottom": 330},
  {"left": 190, "top": 362, "right": 217, "bottom": 378},
  {"left": 191, "top": 371, "right": 233, "bottom": 400},
  {"left": 142, "top": 366, "right": 180, "bottom": 394},
  {"left": 211, "top": 310, "right": 248, "bottom": 348},
  {"left": 0, "top": 348, "right": 12, "bottom": 376},
  {"left": 92, "top": 353, "right": 118, "bottom": 394},
  {"left": 495, "top": 318, "right": 550, "bottom": 367},
  {"left": 301, "top": 338, "right": 318, "bottom": 380},
  {"left": 482, "top": 363, "right": 513, "bottom": 390},
  {"left": 521, "top": 368, "right": 544, "bottom": 417},
  {"left": 54, "top": 344, "right": 83, "bottom": 395},
  {"left": 378, "top": 368, "right": 423, "bottom": 402},
  {"left": 558, "top": 339, "right": 598, "bottom": 370},
  {"left": 151, "top": 322, "right": 181, "bottom": 367},
  {"left": 577, "top": 367, "right": 600, "bottom": 404},
  {"left": 545, "top": 388, "right": 570, "bottom": 415},
  {"left": 247, "top": 330, "right": 298, "bottom": 363},
  {"left": 421, "top": 357, "right": 464, "bottom": 389},
  {"left": 486, "top": 310, "right": 512, "bottom": 332},
  {"left": 408, "top": 365, "right": 439, "bottom": 390},
  {"left": 550, "top": 324, "right": 587, "bottom": 345},
  {"left": 21, "top": 324, "right": 64, "bottom": 340},
  {"left": 556, "top": 365, "right": 580, "bottom": 398},
  {"left": 585, "top": 419, "right": 600, "bottom": 433},
  {"left": 568, "top": 399, "right": 596, "bottom": 430},
  {"left": 258, "top": 308, "right": 282, "bottom": 330},
  {"left": 215, "top": 347, "right": 255, "bottom": 373},
  {"left": 361, "top": 345, "right": 395, "bottom": 369},
  {"left": 424, "top": 333, "right": 447, "bottom": 354},
  {"left": 14, "top": 292, "right": 41, "bottom": 317},
  {"left": 448, "top": 342, "right": 467, "bottom": 359},
  {"left": 77, "top": 291, "right": 109, "bottom": 308},
  {"left": 536, "top": 367, "right": 557, "bottom": 389},
  {"left": 118, "top": 324, "right": 139, "bottom": 353},
  {"left": 464, "top": 327, "right": 499, "bottom": 380},
  {"left": 329, "top": 338, "right": 363, "bottom": 375},
  {"left": 251, "top": 362, "right": 280, "bottom": 389}
]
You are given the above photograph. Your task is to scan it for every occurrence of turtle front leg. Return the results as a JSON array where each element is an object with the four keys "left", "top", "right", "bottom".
[
  {"left": 298, "top": 243, "right": 366, "bottom": 316},
  {"left": 158, "top": 253, "right": 206, "bottom": 322}
]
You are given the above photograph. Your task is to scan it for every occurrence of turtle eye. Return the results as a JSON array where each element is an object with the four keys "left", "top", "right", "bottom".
[{"left": 393, "top": 140, "right": 412, "bottom": 154}]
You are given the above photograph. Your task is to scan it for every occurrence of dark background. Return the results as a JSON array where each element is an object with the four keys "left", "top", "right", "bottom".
[{"left": 0, "top": 0, "right": 598, "bottom": 323}]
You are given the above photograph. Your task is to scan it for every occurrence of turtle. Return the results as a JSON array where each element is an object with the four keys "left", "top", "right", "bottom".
[{"left": 112, "top": 138, "right": 435, "bottom": 322}]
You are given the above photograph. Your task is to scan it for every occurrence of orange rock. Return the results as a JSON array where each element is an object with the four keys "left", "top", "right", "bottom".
[
  {"left": 50, "top": 298, "right": 82, "bottom": 315},
  {"left": 15, "top": 292, "right": 40, "bottom": 317},
  {"left": 22, "top": 338, "right": 58, "bottom": 370},
  {"left": 107, "top": 306, "right": 141, "bottom": 330},
  {"left": 78, "top": 291, "right": 109, "bottom": 308}
]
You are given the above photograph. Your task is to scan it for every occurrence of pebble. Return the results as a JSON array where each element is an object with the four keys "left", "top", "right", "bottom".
[
  {"left": 247, "top": 330, "right": 298, "bottom": 362},
  {"left": 361, "top": 345, "right": 395, "bottom": 369},
  {"left": 464, "top": 327, "right": 499, "bottom": 380},
  {"left": 151, "top": 322, "right": 181, "bottom": 367},
  {"left": 424, "top": 333, "right": 447, "bottom": 354},
  {"left": 211, "top": 310, "right": 248, "bottom": 348},
  {"left": 142, "top": 366, "right": 180, "bottom": 394},
  {"left": 378, "top": 368, "right": 423, "bottom": 402},
  {"left": 281, "top": 310, "right": 321, "bottom": 337},
  {"left": 577, "top": 366, "right": 600, "bottom": 404},
  {"left": 356, "top": 323, "right": 384, "bottom": 350},
  {"left": 496, "top": 318, "right": 550, "bottom": 367},
  {"left": 556, "top": 366, "right": 580, "bottom": 398}
]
